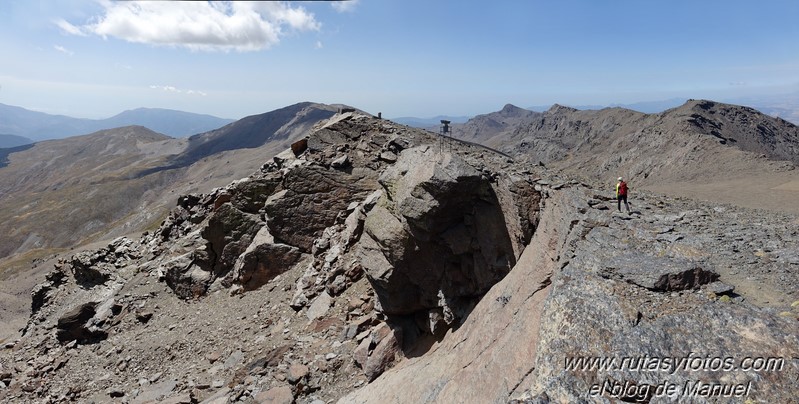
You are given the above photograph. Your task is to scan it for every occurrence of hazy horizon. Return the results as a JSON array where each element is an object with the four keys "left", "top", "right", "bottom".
[{"left": 4, "top": 93, "right": 799, "bottom": 124}]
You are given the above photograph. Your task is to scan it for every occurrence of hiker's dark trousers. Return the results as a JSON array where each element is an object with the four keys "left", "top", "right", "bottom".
[{"left": 617, "top": 194, "right": 629, "bottom": 212}]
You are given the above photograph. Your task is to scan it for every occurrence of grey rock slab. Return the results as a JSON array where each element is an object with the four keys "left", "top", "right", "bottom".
[
  {"left": 223, "top": 350, "right": 244, "bottom": 369},
  {"left": 130, "top": 379, "right": 178, "bottom": 404},
  {"left": 233, "top": 241, "right": 303, "bottom": 292},
  {"left": 254, "top": 385, "right": 293, "bottom": 404},
  {"left": 705, "top": 281, "right": 735, "bottom": 295},
  {"left": 331, "top": 154, "right": 350, "bottom": 168},
  {"left": 363, "top": 325, "right": 402, "bottom": 382},
  {"left": 655, "top": 232, "right": 684, "bottom": 243},
  {"left": 306, "top": 292, "right": 332, "bottom": 321},
  {"left": 158, "top": 393, "right": 194, "bottom": 404},
  {"left": 264, "top": 164, "right": 377, "bottom": 252},
  {"left": 199, "top": 387, "right": 231, "bottom": 404},
  {"left": 287, "top": 363, "right": 309, "bottom": 384},
  {"left": 599, "top": 253, "right": 718, "bottom": 292}
]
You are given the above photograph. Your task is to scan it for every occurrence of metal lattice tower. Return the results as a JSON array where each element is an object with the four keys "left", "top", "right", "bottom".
[{"left": 439, "top": 119, "right": 452, "bottom": 153}]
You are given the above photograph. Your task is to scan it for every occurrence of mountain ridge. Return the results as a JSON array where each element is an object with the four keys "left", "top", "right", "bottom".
[
  {"left": 172, "top": 102, "right": 340, "bottom": 168},
  {"left": 395, "top": 95, "right": 799, "bottom": 129},
  {"left": 0, "top": 134, "right": 34, "bottom": 149},
  {"left": 0, "top": 103, "right": 347, "bottom": 263},
  {"left": 1, "top": 110, "right": 796, "bottom": 403},
  {"left": 455, "top": 99, "right": 799, "bottom": 185},
  {"left": 391, "top": 115, "right": 471, "bottom": 128},
  {"left": 0, "top": 103, "right": 234, "bottom": 141}
]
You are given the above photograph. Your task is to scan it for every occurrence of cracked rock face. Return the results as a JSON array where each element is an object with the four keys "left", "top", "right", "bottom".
[
  {"left": 356, "top": 146, "right": 538, "bottom": 333},
  {"left": 265, "top": 165, "right": 377, "bottom": 253},
  {"left": 342, "top": 184, "right": 799, "bottom": 404}
]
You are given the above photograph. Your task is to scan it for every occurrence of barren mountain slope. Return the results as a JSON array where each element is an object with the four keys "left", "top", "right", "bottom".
[
  {"left": 0, "top": 127, "right": 180, "bottom": 343},
  {"left": 0, "top": 103, "right": 350, "bottom": 345},
  {"left": 454, "top": 103, "right": 541, "bottom": 144},
  {"left": 458, "top": 100, "right": 799, "bottom": 212},
  {"left": 167, "top": 102, "right": 340, "bottom": 169},
  {"left": 1, "top": 112, "right": 796, "bottom": 404},
  {"left": 0, "top": 126, "right": 181, "bottom": 260},
  {"left": 0, "top": 103, "right": 344, "bottom": 262}
]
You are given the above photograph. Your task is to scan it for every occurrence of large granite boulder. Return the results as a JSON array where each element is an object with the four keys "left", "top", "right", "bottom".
[
  {"left": 356, "top": 146, "right": 529, "bottom": 333},
  {"left": 340, "top": 177, "right": 563, "bottom": 404},
  {"left": 343, "top": 186, "right": 799, "bottom": 403}
]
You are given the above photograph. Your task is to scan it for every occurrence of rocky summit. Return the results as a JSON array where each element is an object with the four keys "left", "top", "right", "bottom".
[{"left": 1, "top": 111, "right": 797, "bottom": 403}]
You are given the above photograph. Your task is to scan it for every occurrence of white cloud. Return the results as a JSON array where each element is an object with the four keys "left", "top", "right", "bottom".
[
  {"left": 332, "top": 0, "right": 360, "bottom": 13},
  {"left": 315, "top": 40, "right": 323, "bottom": 49},
  {"left": 150, "top": 85, "right": 179, "bottom": 92},
  {"left": 58, "top": 1, "right": 321, "bottom": 52},
  {"left": 250, "top": 2, "right": 320, "bottom": 31},
  {"left": 54, "top": 45, "right": 74, "bottom": 56},
  {"left": 55, "top": 19, "right": 86, "bottom": 36},
  {"left": 150, "top": 85, "right": 206, "bottom": 96}
]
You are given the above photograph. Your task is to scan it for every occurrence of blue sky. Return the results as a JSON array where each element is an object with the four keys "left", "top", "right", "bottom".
[{"left": 0, "top": 0, "right": 797, "bottom": 119}]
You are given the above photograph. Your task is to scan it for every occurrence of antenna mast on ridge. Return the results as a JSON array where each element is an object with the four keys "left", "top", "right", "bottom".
[{"left": 439, "top": 119, "right": 452, "bottom": 153}]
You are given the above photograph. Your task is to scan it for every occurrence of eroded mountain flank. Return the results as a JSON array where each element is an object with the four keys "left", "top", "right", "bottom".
[{"left": 1, "top": 111, "right": 797, "bottom": 403}]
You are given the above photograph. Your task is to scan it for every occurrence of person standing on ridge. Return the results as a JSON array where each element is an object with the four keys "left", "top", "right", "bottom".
[{"left": 616, "top": 177, "right": 630, "bottom": 214}]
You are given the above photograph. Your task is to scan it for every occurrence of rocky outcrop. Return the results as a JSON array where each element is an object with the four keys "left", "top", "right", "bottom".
[
  {"left": 356, "top": 146, "right": 540, "bottom": 337},
  {"left": 352, "top": 323, "right": 403, "bottom": 382},
  {"left": 55, "top": 302, "right": 107, "bottom": 343},
  {"left": 21, "top": 238, "right": 139, "bottom": 346},
  {"left": 344, "top": 184, "right": 799, "bottom": 403},
  {"left": 66, "top": 237, "right": 141, "bottom": 288},
  {"left": 30, "top": 266, "right": 67, "bottom": 315},
  {"left": 156, "top": 166, "right": 311, "bottom": 298},
  {"left": 517, "top": 190, "right": 799, "bottom": 403},
  {"left": 264, "top": 165, "right": 376, "bottom": 252},
  {"left": 231, "top": 229, "right": 303, "bottom": 292},
  {"left": 340, "top": 179, "right": 564, "bottom": 404},
  {"left": 4, "top": 110, "right": 798, "bottom": 404},
  {"left": 228, "top": 174, "right": 282, "bottom": 214}
]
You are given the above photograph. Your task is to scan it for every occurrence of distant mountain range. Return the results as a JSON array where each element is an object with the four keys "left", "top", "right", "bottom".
[
  {"left": 527, "top": 98, "right": 689, "bottom": 114},
  {"left": 390, "top": 101, "right": 689, "bottom": 130},
  {"left": 0, "top": 103, "right": 234, "bottom": 143},
  {"left": 453, "top": 100, "right": 799, "bottom": 187},
  {"left": 0, "top": 102, "right": 342, "bottom": 260},
  {"left": 391, "top": 115, "right": 471, "bottom": 128},
  {"left": 393, "top": 95, "right": 799, "bottom": 128},
  {"left": 0, "top": 134, "right": 33, "bottom": 148}
]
